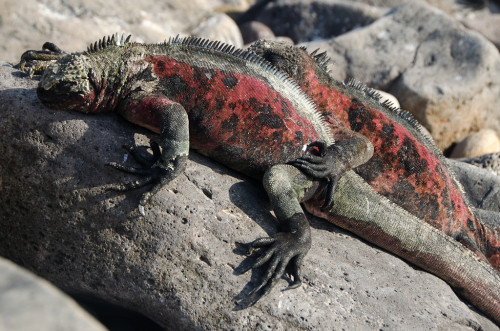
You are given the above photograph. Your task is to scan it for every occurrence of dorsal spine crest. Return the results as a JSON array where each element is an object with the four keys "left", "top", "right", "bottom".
[
  {"left": 165, "top": 36, "right": 334, "bottom": 145},
  {"left": 86, "top": 33, "right": 132, "bottom": 53}
]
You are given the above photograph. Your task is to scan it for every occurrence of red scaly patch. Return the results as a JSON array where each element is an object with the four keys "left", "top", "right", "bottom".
[
  {"left": 299, "top": 57, "right": 498, "bottom": 268},
  {"left": 141, "top": 55, "right": 320, "bottom": 176}
]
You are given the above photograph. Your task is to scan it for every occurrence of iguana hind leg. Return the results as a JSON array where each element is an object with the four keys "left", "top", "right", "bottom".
[
  {"left": 108, "top": 95, "right": 189, "bottom": 215},
  {"left": 19, "top": 42, "right": 67, "bottom": 77}
]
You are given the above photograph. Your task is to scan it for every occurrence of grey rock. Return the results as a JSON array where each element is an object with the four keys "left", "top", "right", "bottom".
[
  {"left": 0, "top": 257, "right": 105, "bottom": 331},
  {"left": 240, "top": 21, "right": 276, "bottom": 45},
  {"left": 0, "top": 62, "right": 498, "bottom": 329},
  {"left": 347, "top": 0, "right": 407, "bottom": 7},
  {"left": 336, "top": 0, "right": 489, "bottom": 17},
  {"left": 192, "top": 14, "right": 244, "bottom": 48},
  {"left": 462, "top": 13, "right": 500, "bottom": 50},
  {"left": 302, "top": 2, "right": 500, "bottom": 150},
  {"left": 0, "top": 0, "right": 239, "bottom": 63},
  {"left": 457, "top": 152, "right": 500, "bottom": 177},
  {"left": 249, "top": 0, "right": 478, "bottom": 44},
  {"left": 448, "top": 159, "right": 500, "bottom": 213},
  {"left": 253, "top": 0, "right": 387, "bottom": 43}
]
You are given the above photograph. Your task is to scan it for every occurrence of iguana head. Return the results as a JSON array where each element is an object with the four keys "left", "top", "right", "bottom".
[
  {"left": 37, "top": 53, "right": 95, "bottom": 112},
  {"left": 37, "top": 34, "right": 133, "bottom": 113}
]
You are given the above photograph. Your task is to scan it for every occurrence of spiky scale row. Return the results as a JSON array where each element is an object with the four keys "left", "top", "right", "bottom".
[
  {"left": 342, "top": 78, "right": 442, "bottom": 163},
  {"left": 87, "top": 33, "right": 132, "bottom": 53},
  {"left": 310, "top": 49, "right": 330, "bottom": 71},
  {"left": 298, "top": 47, "right": 332, "bottom": 72},
  {"left": 170, "top": 36, "right": 273, "bottom": 67},
  {"left": 166, "top": 36, "right": 334, "bottom": 144}
]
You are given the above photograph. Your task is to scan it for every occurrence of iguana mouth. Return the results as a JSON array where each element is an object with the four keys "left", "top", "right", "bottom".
[
  {"left": 36, "top": 84, "right": 53, "bottom": 104},
  {"left": 37, "top": 81, "right": 87, "bottom": 110}
]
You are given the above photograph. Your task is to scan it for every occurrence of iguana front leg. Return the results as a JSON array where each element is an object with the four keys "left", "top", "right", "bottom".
[
  {"left": 108, "top": 95, "right": 189, "bottom": 215},
  {"left": 291, "top": 132, "right": 374, "bottom": 210},
  {"left": 236, "top": 165, "right": 315, "bottom": 305}
]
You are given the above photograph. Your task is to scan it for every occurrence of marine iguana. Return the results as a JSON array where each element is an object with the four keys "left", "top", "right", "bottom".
[{"left": 19, "top": 34, "right": 500, "bottom": 324}]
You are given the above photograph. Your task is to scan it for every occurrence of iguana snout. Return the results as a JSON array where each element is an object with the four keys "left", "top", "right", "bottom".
[{"left": 37, "top": 54, "right": 93, "bottom": 112}]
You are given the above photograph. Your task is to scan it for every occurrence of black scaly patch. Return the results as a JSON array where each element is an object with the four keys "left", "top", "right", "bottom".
[
  {"left": 221, "top": 113, "right": 239, "bottom": 132},
  {"left": 221, "top": 74, "right": 239, "bottom": 90},
  {"left": 347, "top": 99, "right": 376, "bottom": 133},
  {"left": 397, "top": 137, "right": 429, "bottom": 176},
  {"left": 163, "top": 74, "right": 187, "bottom": 97}
]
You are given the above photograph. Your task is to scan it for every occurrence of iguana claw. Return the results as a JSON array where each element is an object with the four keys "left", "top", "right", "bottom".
[
  {"left": 236, "top": 236, "right": 306, "bottom": 305},
  {"left": 18, "top": 42, "right": 67, "bottom": 77},
  {"left": 290, "top": 140, "right": 342, "bottom": 210},
  {"left": 235, "top": 213, "right": 310, "bottom": 306},
  {"left": 107, "top": 141, "right": 187, "bottom": 215}
]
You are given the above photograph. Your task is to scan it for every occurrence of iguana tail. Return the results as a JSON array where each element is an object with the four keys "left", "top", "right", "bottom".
[{"left": 304, "top": 171, "right": 500, "bottom": 324}]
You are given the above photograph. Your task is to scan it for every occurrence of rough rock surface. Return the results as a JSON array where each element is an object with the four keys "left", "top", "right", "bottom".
[
  {"left": 1, "top": 62, "right": 499, "bottom": 329},
  {"left": 0, "top": 257, "right": 105, "bottom": 331},
  {"left": 462, "top": 13, "right": 500, "bottom": 50},
  {"left": 301, "top": 2, "right": 500, "bottom": 150},
  {"left": 448, "top": 159, "right": 500, "bottom": 216}
]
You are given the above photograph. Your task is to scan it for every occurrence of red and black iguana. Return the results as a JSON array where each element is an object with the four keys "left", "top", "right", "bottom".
[{"left": 19, "top": 34, "right": 500, "bottom": 324}]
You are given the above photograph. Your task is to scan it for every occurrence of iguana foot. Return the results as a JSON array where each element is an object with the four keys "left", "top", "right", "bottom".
[
  {"left": 107, "top": 140, "right": 187, "bottom": 215},
  {"left": 107, "top": 141, "right": 164, "bottom": 190},
  {"left": 235, "top": 213, "right": 311, "bottom": 306},
  {"left": 19, "top": 42, "right": 67, "bottom": 77},
  {"left": 290, "top": 140, "right": 342, "bottom": 210}
]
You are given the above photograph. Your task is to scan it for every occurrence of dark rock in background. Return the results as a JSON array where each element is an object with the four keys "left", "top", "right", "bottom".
[
  {"left": 250, "top": 0, "right": 386, "bottom": 43},
  {"left": 299, "top": 2, "right": 500, "bottom": 150}
]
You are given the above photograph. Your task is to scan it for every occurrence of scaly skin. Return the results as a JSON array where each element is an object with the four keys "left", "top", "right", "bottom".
[
  {"left": 250, "top": 40, "right": 500, "bottom": 271},
  {"left": 19, "top": 35, "right": 500, "bottom": 324}
]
